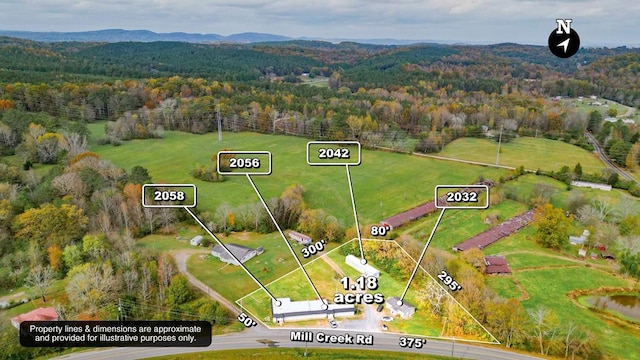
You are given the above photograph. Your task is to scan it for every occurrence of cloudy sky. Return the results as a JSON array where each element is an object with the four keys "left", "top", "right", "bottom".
[{"left": 0, "top": 0, "right": 638, "bottom": 46}]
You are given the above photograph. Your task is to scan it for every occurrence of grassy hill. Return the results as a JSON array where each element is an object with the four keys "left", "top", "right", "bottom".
[
  {"left": 439, "top": 137, "right": 606, "bottom": 174},
  {"left": 88, "top": 124, "right": 508, "bottom": 225}
]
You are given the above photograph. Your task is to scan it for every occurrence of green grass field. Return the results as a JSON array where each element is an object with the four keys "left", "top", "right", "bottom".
[
  {"left": 299, "top": 76, "right": 329, "bottom": 87},
  {"left": 406, "top": 199, "right": 529, "bottom": 252},
  {"left": 87, "top": 124, "right": 508, "bottom": 225},
  {"left": 148, "top": 348, "right": 457, "bottom": 360},
  {"left": 482, "top": 224, "right": 640, "bottom": 360},
  {"left": 501, "top": 173, "right": 634, "bottom": 210},
  {"left": 566, "top": 97, "right": 635, "bottom": 120},
  {"left": 485, "top": 276, "right": 521, "bottom": 299},
  {"left": 439, "top": 137, "right": 606, "bottom": 174},
  {"left": 186, "top": 231, "right": 339, "bottom": 302},
  {"left": 505, "top": 253, "right": 577, "bottom": 270},
  {"left": 2, "top": 279, "right": 68, "bottom": 317},
  {"left": 237, "top": 239, "right": 491, "bottom": 341},
  {"left": 516, "top": 267, "right": 639, "bottom": 359},
  {"left": 136, "top": 225, "right": 207, "bottom": 252}
]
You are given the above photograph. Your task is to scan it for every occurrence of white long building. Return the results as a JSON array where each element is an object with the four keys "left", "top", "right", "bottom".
[
  {"left": 345, "top": 254, "right": 380, "bottom": 277},
  {"left": 271, "top": 298, "right": 355, "bottom": 324}
]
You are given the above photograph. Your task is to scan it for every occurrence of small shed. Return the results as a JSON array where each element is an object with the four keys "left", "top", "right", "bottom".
[
  {"left": 190, "top": 235, "right": 203, "bottom": 246},
  {"left": 578, "top": 248, "right": 587, "bottom": 257},
  {"left": 600, "top": 251, "right": 615, "bottom": 260}
]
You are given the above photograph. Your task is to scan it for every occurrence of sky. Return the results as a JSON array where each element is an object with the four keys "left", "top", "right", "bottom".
[{"left": 0, "top": 0, "right": 638, "bottom": 46}]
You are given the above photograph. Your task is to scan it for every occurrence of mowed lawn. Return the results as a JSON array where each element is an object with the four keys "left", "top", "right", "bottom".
[
  {"left": 186, "top": 231, "right": 338, "bottom": 302},
  {"left": 239, "top": 239, "right": 489, "bottom": 340},
  {"left": 516, "top": 267, "right": 639, "bottom": 359},
  {"left": 439, "top": 137, "right": 606, "bottom": 174},
  {"left": 88, "top": 124, "right": 508, "bottom": 224},
  {"left": 483, "top": 228, "right": 640, "bottom": 359},
  {"left": 148, "top": 348, "right": 454, "bottom": 360},
  {"left": 407, "top": 199, "right": 529, "bottom": 252}
]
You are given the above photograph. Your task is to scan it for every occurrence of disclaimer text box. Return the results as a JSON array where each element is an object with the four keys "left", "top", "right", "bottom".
[{"left": 20, "top": 320, "right": 212, "bottom": 347}]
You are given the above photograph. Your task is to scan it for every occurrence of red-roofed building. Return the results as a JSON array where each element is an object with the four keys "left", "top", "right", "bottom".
[
  {"left": 381, "top": 202, "right": 437, "bottom": 230},
  {"left": 484, "top": 256, "right": 511, "bottom": 275},
  {"left": 452, "top": 210, "right": 534, "bottom": 251},
  {"left": 11, "top": 307, "right": 58, "bottom": 329},
  {"left": 381, "top": 185, "right": 490, "bottom": 230}
]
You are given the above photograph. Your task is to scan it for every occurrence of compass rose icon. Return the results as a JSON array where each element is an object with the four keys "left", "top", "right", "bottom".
[{"left": 548, "top": 19, "right": 580, "bottom": 58}]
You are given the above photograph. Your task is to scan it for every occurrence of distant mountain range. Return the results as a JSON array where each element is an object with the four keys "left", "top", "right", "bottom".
[
  {"left": 0, "top": 29, "right": 456, "bottom": 46},
  {"left": 0, "top": 29, "right": 636, "bottom": 47},
  {"left": 0, "top": 29, "right": 292, "bottom": 44}
]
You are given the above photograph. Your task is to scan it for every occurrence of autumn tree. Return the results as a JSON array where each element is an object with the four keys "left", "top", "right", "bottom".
[
  {"left": 461, "top": 248, "right": 486, "bottom": 273},
  {"left": 66, "top": 263, "right": 120, "bottom": 312},
  {"left": 533, "top": 203, "right": 571, "bottom": 249},
  {"left": 62, "top": 244, "right": 84, "bottom": 270},
  {"left": 528, "top": 305, "right": 560, "bottom": 355},
  {"left": 486, "top": 298, "right": 528, "bottom": 348},
  {"left": 165, "top": 274, "right": 194, "bottom": 307},
  {"left": 25, "top": 264, "right": 56, "bottom": 302},
  {"left": 13, "top": 203, "right": 88, "bottom": 248},
  {"left": 298, "top": 208, "right": 328, "bottom": 240},
  {"left": 625, "top": 141, "right": 640, "bottom": 170},
  {"left": 47, "top": 244, "right": 63, "bottom": 271}
]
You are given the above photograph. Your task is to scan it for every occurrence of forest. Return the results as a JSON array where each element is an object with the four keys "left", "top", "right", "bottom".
[{"left": 0, "top": 35, "right": 639, "bottom": 359}]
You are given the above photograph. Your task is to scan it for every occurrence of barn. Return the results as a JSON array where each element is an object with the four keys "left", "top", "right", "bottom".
[{"left": 484, "top": 256, "right": 511, "bottom": 275}]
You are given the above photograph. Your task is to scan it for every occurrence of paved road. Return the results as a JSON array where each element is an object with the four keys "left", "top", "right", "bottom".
[
  {"left": 52, "top": 328, "right": 544, "bottom": 360},
  {"left": 585, "top": 132, "right": 638, "bottom": 184},
  {"left": 171, "top": 250, "right": 242, "bottom": 315}
]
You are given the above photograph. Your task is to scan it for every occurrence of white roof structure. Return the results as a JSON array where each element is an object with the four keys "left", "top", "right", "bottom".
[
  {"left": 345, "top": 254, "right": 380, "bottom": 277},
  {"left": 190, "top": 235, "right": 203, "bottom": 245},
  {"left": 571, "top": 181, "right": 612, "bottom": 191},
  {"left": 271, "top": 298, "right": 355, "bottom": 321}
]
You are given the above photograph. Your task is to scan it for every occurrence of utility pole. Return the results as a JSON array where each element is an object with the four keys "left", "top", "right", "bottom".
[
  {"left": 216, "top": 102, "right": 222, "bottom": 142},
  {"left": 496, "top": 125, "right": 503, "bottom": 165}
]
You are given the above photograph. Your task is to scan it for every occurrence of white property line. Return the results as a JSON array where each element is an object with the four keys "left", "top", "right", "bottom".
[
  {"left": 399, "top": 208, "right": 446, "bottom": 303},
  {"left": 184, "top": 207, "right": 280, "bottom": 304},
  {"left": 236, "top": 237, "right": 500, "bottom": 345},
  {"left": 346, "top": 164, "right": 366, "bottom": 262},
  {"left": 246, "top": 174, "right": 326, "bottom": 308}
]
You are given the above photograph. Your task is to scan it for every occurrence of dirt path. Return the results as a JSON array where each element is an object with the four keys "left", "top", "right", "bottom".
[
  {"left": 171, "top": 250, "right": 242, "bottom": 315},
  {"left": 511, "top": 278, "right": 529, "bottom": 301},
  {"left": 621, "top": 104, "right": 635, "bottom": 118},
  {"left": 321, "top": 254, "right": 346, "bottom": 278}
]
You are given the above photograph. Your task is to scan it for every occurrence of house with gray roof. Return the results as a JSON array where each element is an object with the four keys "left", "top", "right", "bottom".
[
  {"left": 386, "top": 296, "right": 416, "bottom": 319},
  {"left": 211, "top": 243, "right": 263, "bottom": 266}
]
